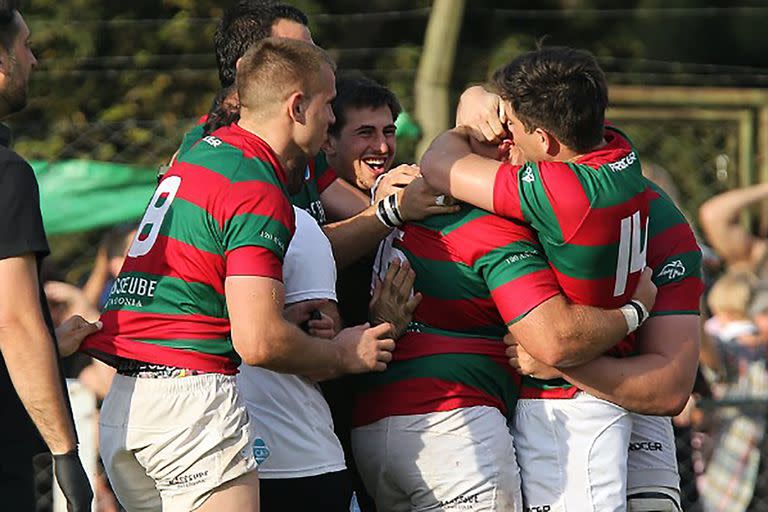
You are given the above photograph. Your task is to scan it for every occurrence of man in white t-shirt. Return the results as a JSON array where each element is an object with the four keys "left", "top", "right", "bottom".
[{"left": 237, "top": 207, "right": 350, "bottom": 511}]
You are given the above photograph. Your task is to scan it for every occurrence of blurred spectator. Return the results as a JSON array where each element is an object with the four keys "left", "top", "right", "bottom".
[
  {"left": 81, "top": 224, "right": 137, "bottom": 310},
  {"left": 699, "top": 272, "right": 768, "bottom": 511},
  {"left": 699, "top": 183, "right": 768, "bottom": 277}
]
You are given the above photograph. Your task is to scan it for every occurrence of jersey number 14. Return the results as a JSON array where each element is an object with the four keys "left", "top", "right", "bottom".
[{"left": 614, "top": 210, "right": 649, "bottom": 297}]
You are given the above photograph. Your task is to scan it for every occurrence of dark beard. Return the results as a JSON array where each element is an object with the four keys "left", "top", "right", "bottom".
[{"left": 285, "top": 154, "right": 310, "bottom": 195}]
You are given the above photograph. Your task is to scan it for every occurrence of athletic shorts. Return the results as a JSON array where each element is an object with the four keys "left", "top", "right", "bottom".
[
  {"left": 627, "top": 413, "right": 680, "bottom": 492},
  {"left": 99, "top": 373, "right": 256, "bottom": 512},
  {"left": 513, "top": 393, "right": 632, "bottom": 512},
  {"left": 351, "top": 406, "right": 522, "bottom": 512}
]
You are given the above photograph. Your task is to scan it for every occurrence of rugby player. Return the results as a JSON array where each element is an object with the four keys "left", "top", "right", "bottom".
[
  {"left": 176, "top": 1, "right": 449, "bottom": 269},
  {"left": 322, "top": 74, "right": 454, "bottom": 512},
  {"left": 81, "top": 39, "right": 395, "bottom": 512},
  {"left": 423, "top": 48, "right": 703, "bottom": 511},
  {"left": 351, "top": 186, "right": 658, "bottom": 511}
]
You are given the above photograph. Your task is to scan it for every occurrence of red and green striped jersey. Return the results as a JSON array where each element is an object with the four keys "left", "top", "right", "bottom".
[
  {"left": 519, "top": 180, "right": 704, "bottom": 398},
  {"left": 352, "top": 206, "right": 559, "bottom": 427},
  {"left": 178, "top": 118, "right": 337, "bottom": 224},
  {"left": 81, "top": 123, "right": 296, "bottom": 375},
  {"left": 494, "top": 126, "right": 652, "bottom": 310}
]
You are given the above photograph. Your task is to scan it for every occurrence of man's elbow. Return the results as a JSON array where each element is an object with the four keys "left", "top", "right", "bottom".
[{"left": 232, "top": 325, "right": 282, "bottom": 367}]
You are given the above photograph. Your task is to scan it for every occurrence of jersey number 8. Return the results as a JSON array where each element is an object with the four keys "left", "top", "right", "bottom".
[{"left": 128, "top": 176, "right": 182, "bottom": 258}]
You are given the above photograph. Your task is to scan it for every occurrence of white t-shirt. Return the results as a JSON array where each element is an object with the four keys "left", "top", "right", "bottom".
[{"left": 237, "top": 207, "right": 345, "bottom": 479}]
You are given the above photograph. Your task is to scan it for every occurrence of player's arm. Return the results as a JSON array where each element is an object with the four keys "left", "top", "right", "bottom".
[
  {"left": 698, "top": 182, "right": 768, "bottom": 267},
  {"left": 475, "top": 223, "right": 653, "bottom": 368},
  {"left": 0, "top": 254, "right": 78, "bottom": 454},
  {"left": 553, "top": 314, "right": 700, "bottom": 416},
  {"left": 420, "top": 126, "right": 500, "bottom": 213},
  {"left": 506, "top": 271, "right": 654, "bottom": 368},
  {"left": 322, "top": 176, "right": 457, "bottom": 269},
  {"left": 226, "top": 274, "right": 394, "bottom": 381},
  {"left": 320, "top": 177, "right": 369, "bottom": 222}
]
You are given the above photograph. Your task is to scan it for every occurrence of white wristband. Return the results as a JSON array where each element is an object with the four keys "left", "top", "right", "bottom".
[{"left": 620, "top": 304, "right": 640, "bottom": 334}]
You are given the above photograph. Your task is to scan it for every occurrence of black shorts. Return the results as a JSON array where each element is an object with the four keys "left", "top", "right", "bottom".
[{"left": 259, "top": 469, "right": 352, "bottom": 512}]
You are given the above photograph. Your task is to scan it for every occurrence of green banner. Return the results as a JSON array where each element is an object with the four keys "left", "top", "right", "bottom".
[{"left": 32, "top": 160, "right": 156, "bottom": 235}]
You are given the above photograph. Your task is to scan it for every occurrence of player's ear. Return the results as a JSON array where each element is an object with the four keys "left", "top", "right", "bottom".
[
  {"left": 321, "top": 132, "right": 337, "bottom": 156},
  {"left": 288, "top": 92, "right": 306, "bottom": 124},
  {"left": 534, "top": 127, "right": 556, "bottom": 156}
]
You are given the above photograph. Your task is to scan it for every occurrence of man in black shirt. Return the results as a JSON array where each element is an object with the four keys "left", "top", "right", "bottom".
[{"left": 0, "top": 2, "right": 97, "bottom": 510}]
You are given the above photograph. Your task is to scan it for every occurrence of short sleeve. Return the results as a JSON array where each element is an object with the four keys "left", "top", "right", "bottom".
[
  {"left": 283, "top": 207, "right": 337, "bottom": 304},
  {"left": 0, "top": 152, "right": 49, "bottom": 260},
  {"left": 492, "top": 162, "right": 526, "bottom": 221},
  {"left": 651, "top": 240, "right": 703, "bottom": 317},
  {"left": 222, "top": 179, "right": 296, "bottom": 281}
]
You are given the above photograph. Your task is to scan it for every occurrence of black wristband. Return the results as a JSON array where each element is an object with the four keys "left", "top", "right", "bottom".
[{"left": 628, "top": 300, "right": 648, "bottom": 325}]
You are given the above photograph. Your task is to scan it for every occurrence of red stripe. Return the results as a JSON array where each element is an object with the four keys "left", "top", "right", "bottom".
[
  {"left": 550, "top": 266, "right": 628, "bottom": 308},
  {"left": 519, "top": 384, "right": 579, "bottom": 399},
  {"left": 491, "top": 269, "right": 561, "bottom": 322},
  {"left": 493, "top": 162, "right": 525, "bottom": 219},
  {"left": 566, "top": 190, "right": 651, "bottom": 246},
  {"left": 648, "top": 223, "right": 700, "bottom": 269},
  {"left": 213, "top": 124, "right": 287, "bottom": 185},
  {"left": 214, "top": 180, "right": 295, "bottom": 232},
  {"left": 413, "top": 294, "right": 503, "bottom": 332},
  {"left": 536, "top": 160, "right": 591, "bottom": 239},
  {"left": 93, "top": 310, "right": 230, "bottom": 341},
  {"left": 446, "top": 215, "right": 537, "bottom": 266},
  {"left": 81, "top": 334, "right": 237, "bottom": 374},
  {"left": 393, "top": 332, "right": 508, "bottom": 362},
  {"left": 399, "top": 224, "right": 463, "bottom": 263},
  {"left": 316, "top": 162, "right": 337, "bottom": 193},
  {"left": 653, "top": 276, "right": 703, "bottom": 315},
  {"left": 171, "top": 162, "right": 233, "bottom": 214},
  {"left": 226, "top": 246, "right": 283, "bottom": 281},
  {"left": 572, "top": 127, "right": 633, "bottom": 168},
  {"left": 122, "top": 235, "right": 225, "bottom": 294},
  {"left": 352, "top": 377, "right": 506, "bottom": 427}
]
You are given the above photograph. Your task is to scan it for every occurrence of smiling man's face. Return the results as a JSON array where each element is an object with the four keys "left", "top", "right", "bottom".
[{"left": 325, "top": 105, "right": 397, "bottom": 191}]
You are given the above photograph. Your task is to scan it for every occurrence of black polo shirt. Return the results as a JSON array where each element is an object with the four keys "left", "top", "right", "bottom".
[{"left": 0, "top": 124, "right": 63, "bottom": 453}]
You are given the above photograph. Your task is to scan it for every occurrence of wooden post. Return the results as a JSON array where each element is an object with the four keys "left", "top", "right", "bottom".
[{"left": 414, "top": 0, "right": 466, "bottom": 160}]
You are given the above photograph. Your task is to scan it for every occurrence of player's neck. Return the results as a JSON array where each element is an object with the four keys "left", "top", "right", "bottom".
[
  {"left": 237, "top": 116, "right": 296, "bottom": 171},
  {"left": 559, "top": 138, "right": 607, "bottom": 163}
]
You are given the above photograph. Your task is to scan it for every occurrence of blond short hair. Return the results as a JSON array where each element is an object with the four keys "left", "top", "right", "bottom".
[
  {"left": 236, "top": 37, "right": 335, "bottom": 115},
  {"left": 707, "top": 271, "right": 757, "bottom": 317}
]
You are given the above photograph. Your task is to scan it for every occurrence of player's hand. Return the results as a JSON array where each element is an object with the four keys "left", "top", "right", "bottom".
[
  {"left": 398, "top": 177, "right": 460, "bottom": 222},
  {"left": 504, "top": 334, "right": 563, "bottom": 379},
  {"left": 369, "top": 259, "right": 422, "bottom": 339},
  {"left": 55, "top": 315, "right": 103, "bottom": 357},
  {"left": 283, "top": 299, "right": 328, "bottom": 326},
  {"left": 334, "top": 322, "right": 395, "bottom": 373},
  {"left": 455, "top": 85, "right": 507, "bottom": 144},
  {"left": 307, "top": 311, "right": 337, "bottom": 340},
  {"left": 632, "top": 267, "right": 657, "bottom": 312},
  {"left": 53, "top": 449, "right": 93, "bottom": 512},
  {"left": 372, "top": 164, "right": 421, "bottom": 204},
  {"left": 45, "top": 281, "right": 100, "bottom": 322}
]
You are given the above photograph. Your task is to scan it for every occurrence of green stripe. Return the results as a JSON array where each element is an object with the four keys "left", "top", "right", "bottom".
[
  {"left": 160, "top": 198, "right": 223, "bottom": 255},
  {"left": 177, "top": 124, "right": 204, "bottom": 158},
  {"left": 138, "top": 337, "right": 238, "bottom": 359},
  {"left": 519, "top": 162, "right": 564, "bottom": 245},
  {"left": 357, "top": 353, "right": 519, "bottom": 415},
  {"left": 650, "top": 310, "right": 700, "bottom": 317},
  {"left": 417, "top": 205, "right": 491, "bottom": 235},
  {"left": 225, "top": 213, "right": 292, "bottom": 259},
  {"left": 546, "top": 242, "right": 620, "bottom": 280},
  {"left": 400, "top": 247, "right": 489, "bottom": 300},
  {"left": 654, "top": 250, "right": 702, "bottom": 287},
  {"left": 522, "top": 375, "right": 572, "bottom": 390},
  {"left": 474, "top": 240, "right": 549, "bottom": 291},
  {"left": 103, "top": 272, "right": 226, "bottom": 318},
  {"left": 576, "top": 161, "right": 646, "bottom": 209},
  {"left": 183, "top": 139, "right": 283, "bottom": 190}
]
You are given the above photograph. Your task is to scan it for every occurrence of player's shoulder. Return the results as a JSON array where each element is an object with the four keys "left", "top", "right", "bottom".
[
  {"left": 435, "top": 205, "right": 537, "bottom": 248},
  {"left": 0, "top": 146, "right": 36, "bottom": 190}
]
